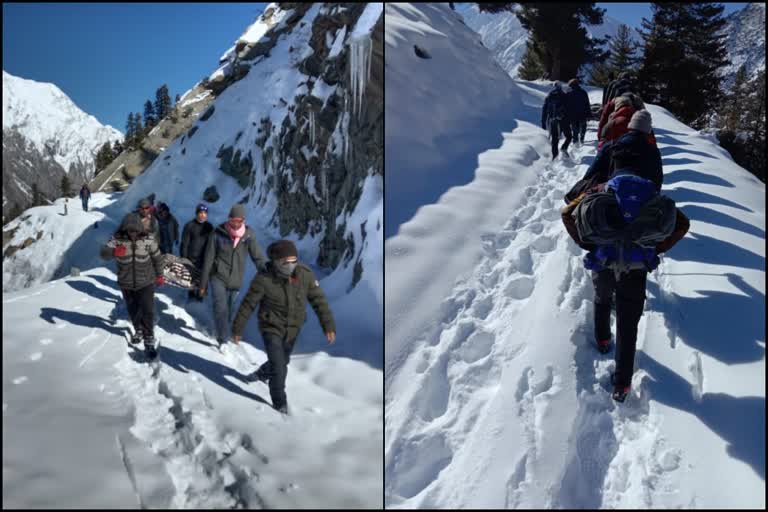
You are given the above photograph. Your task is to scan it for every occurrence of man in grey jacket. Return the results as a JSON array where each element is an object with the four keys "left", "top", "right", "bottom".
[{"left": 199, "top": 203, "right": 267, "bottom": 347}]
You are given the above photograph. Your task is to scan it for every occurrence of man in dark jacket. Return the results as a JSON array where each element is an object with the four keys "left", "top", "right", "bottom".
[
  {"left": 605, "top": 71, "right": 636, "bottom": 105},
  {"left": 100, "top": 213, "right": 165, "bottom": 358},
  {"left": 156, "top": 202, "right": 179, "bottom": 255},
  {"left": 584, "top": 110, "right": 662, "bottom": 191},
  {"left": 601, "top": 71, "right": 616, "bottom": 106},
  {"left": 181, "top": 203, "right": 214, "bottom": 301},
  {"left": 199, "top": 203, "right": 267, "bottom": 346},
  {"left": 79, "top": 184, "right": 91, "bottom": 212},
  {"left": 541, "top": 81, "right": 573, "bottom": 159},
  {"left": 232, "top": 240, "right": 336, "bottom": 414},
  {"left": 566, "top": 78, "right": 591, "bottom": 145},
  {"left": 135, "top": 198, "right": 161, "bottom": 240}
]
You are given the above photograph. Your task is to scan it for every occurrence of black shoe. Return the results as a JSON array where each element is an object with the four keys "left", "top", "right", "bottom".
[
  {"left": 130, "top": 330, "right": 143, "bottom": 345},
  {"left": 249, "top": 369, "right": 268, "bottom": 383},
  {"left": 612, "top": 385, "right": 631, "bottom": 403},
  {"left": 276, "top": 404, "right": 289, "bottom": 415},
  {"left": 144, "top": 339, "right": 158, "bottom": 359},
  {"left": 596, "top": 338, "right": 611, "bottom": 354}
]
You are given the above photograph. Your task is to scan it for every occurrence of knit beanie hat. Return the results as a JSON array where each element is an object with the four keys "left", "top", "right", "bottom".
[
  {"left": 137, "top": 198, "right": 151, "bottom": 209},
  {"left": 267, "top": 240, "right": 298, "bottom": 260},
  {"left": 229, "top": 204, "right": 246, "bottom": 219},
  {"left": 568, "top": 78, "right": 580, "bottom": 87},
  {"left": 628, "top": 110, "right": 652, "bottom": 134},
  {"left": 614, "top": 96, "right": 631, "bottom": 109}
]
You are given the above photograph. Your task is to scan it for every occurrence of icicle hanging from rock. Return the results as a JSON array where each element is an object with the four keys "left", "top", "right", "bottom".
[{"left": 349, "top": 33, "right": 372, "bottom": 118}]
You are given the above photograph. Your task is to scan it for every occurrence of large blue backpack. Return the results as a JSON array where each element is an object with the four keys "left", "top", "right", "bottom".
[{"left": 574, "top": 173, "right": 677, "bottom": 278}]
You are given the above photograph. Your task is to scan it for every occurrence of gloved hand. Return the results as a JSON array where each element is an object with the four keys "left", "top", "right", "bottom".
[
  {"left": 155, "top": 276, "right": 165, "bottom": 286},
  {"left": 198, "top": 286, "right": 206, "bottom": 298},
  {"left": 113, "top": 245, "right": 127, "bottom": 257}
]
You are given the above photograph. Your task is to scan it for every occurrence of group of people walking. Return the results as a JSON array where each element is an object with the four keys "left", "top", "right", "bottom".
[
  {"left": 545, "top": 72, "right": 691, "bottom": 402},
  {"left": 100, "top": 199, "right": 336, "bottom": 414}
]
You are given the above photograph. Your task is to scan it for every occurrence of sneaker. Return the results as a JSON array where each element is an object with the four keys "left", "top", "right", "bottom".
[
  {"left": 130, "top": 330, "right": 143, "bottom": 345},
  {"left": 596, "top": 338, "right": 611, "bottom": 354}
]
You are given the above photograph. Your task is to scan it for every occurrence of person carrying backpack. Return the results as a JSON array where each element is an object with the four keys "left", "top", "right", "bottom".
[
  {"left": 566, "top": 78, "right": 591, "bottom": 145},
  {"left": 541, "top": 81, "right": 573, "bottom": 159},
  {"left": 181, "top": 203, "right": 214, "bottom": 301},
  {"left": 602, "top": 71, "right": 616, "bottom": 107},
  {"left": 156, "top": 202, "right": 179, "bottom": 255},
  {"left": 199, "top": 203, "right": 267, "bottom": 347},
  {"left": 100, "top": 213, "right": 165, "bottom": 359},
  {"left": 79, "top": 184, "right": 91, "bottom": 212},
  {"left": 560, "top": 133, "right": 690, "bottom": 403},
  {"left": 598, "top": 96, "right": 637, "bottom": 150},
  {"left": 605, "top": 71, "right": 635, "bottom": 105},
  {"left": 598, "top": 92, "right": 645, "bottom": 145},
  {"left": 231, "top": 240, "right": 336, "bottom": 415}
]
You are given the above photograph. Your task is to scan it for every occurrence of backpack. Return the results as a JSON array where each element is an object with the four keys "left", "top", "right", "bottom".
[
  {"left": 548, "top": 90, "right": 568, "bottom": 122},
  {"left": 573, "top": 174, "right": 677, "bottom": 278}
]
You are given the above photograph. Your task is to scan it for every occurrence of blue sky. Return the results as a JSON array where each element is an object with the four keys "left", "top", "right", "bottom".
[
  {"left": 3, "top": 3, "right": 267, "bottom": 134},
  {"left": 596, "top": 2, "right": 748, "bottom": 29}
]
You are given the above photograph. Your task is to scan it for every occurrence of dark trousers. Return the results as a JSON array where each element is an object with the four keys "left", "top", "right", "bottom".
[
  {"left": 210, "top": 276, "right": 239, "bottom": 343},
  {"left": 570, "top": 118, "right": 587, "bottom": 144},
  {"left": 550, "top": 119, "right": 572, "bottom": 157},
  {"left": 81, "top": 197, "right": 89, "bottom": 212},
  {"left": 121, "top": 284, "right": 155, "bottom": 342},
  {"left": 257, "top": 332, "right": 297, "bottom": 408},
  {"left": 592, "top": 269, "right": 647, "bottom": 388}
]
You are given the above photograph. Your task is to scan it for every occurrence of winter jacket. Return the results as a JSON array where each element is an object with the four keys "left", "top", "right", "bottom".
[
  {"left": 100, "top": 214, "right": 163, "bottom": 291},
  {"left": 602, "top": 79, "right": 618, "bottom": 106},
  {"left": 605, "top": 77, "right": 634, "bottom": 104},
  {"left": 200, "top": 223, "right": 267, "bottom": 290},
  {"left": 565, "top": 84, "right": 591, "bottom": 121},
  {"left": 542, "top": 88, "right": 570, "bottom": 129},
  {"left": 561, "top": 191, "right": 690, "bottom": 255},
  {"left": 583, "top": 131, "right": 662, "bottom": 192},
  {"left": 232, "top": 262, "right": 336, "bottom": 341},
  {"left": 598, "top": 93, "right": 644, "bottom": 136},
  {"left": 598, "top": 105, "right": 636, "bottom": 148},
  {"left": 79, "top": 186, "right": 91, "bottom": 200},
  {"left": 181, "top": 219, "right": 214, "bottom": 268},
  {"left": 157, "top": 213, "right": 179, "bottom": 254}
]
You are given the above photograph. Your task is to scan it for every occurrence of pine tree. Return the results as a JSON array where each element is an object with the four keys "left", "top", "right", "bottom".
[
  {"left": 112, "top": 139, "right": 123, "bottom": 156},
  {"left": 518, "top": 38, "right": 545, "bottom": 80},
  {"left": 134, "top": 112, "right": 144, "bottom": 144},
  {"left": 607, "top": 24, "right": 640, "bottom": 76},
  {"left": 175, "top": 93, "right": 181, "bottom": 105},
  {"left": 476, "top": 3, "right": 514, "bottom": 13},
  {"left": 154, "top": 84, "right": 172, "bottom": 120},
  {"left": 588, "top": 59, "right": 613, "bottom": 88},
  {"left": 143, "top": 100, "right": 156, "bottom": 129},
  {"left": 126, "top": 112, "right": 135, "bottom": 147},
  {"left": 60, "top": 174, "right": 72, "bottom": 197},
  {"left": 720, "top": 65, "right": 749, "bottom": 132},
  {"left": 744, "top": 70, "right": 766, "bottom": 181},
  {"left": 515, "top": 3, "right": 606, "bottom": 81},
  {"left": 637, "top": 3, "right": 728, "bottom": 127}
]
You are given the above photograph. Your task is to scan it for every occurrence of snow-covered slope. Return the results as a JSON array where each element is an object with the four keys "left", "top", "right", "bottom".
[
  {"left": 721, "top": 2, "right": 766, "bottom": 88},
  {"left": 2, "top": 70, "right": 123, "bottom": 218},
  {"left": 385, "top": 4, "right": 765, "bottom": 509},
  {"left": 2, "top": 267, "right": 382, "bottom": 508},
  {"left": 457, "top": 4, "right": 636, "bottom": 79}
]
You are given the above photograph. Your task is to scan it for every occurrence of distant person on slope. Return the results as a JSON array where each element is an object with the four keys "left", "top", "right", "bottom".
[
  {"left": 135, "top": 198, "right": 161, "bottom": 240},
  {"left": 156, "top": 202, "right": 180, "bottom": 255},
  {"left": 542, "top": 81, "right": 573, "bottom": 159},
  {"left": 79, "top": 184, "right": 91, "bottom": 212},
  {"left": 180, "top": 203, "right": 214, "bottom": 302},
  {"left": 232, "top": 240, "right": 336, "bottom": 415},
  {"left": 566, "top": 78, "right": 591, "bottom": 146},
  {"left": 560, "top": 130, "right": 689, "bottom": 403},
  {"left": 199, "top": 204, "right": 267, "bottom": 348},
  {"left": 100, "top": 213, "right": 165, "bottom": 359}
]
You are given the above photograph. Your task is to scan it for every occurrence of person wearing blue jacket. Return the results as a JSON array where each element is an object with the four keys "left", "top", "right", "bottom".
[{"left": 541, "top": 81, "right": 573, "bottom": 159}]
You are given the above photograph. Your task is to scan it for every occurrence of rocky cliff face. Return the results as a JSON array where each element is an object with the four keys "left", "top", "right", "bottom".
[{"left": 721, "top": 3, "right": 766, "bottom": 89}]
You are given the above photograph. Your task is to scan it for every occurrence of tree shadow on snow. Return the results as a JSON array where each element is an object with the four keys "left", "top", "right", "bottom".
[
  {"left": 678, "top": 204, "right": 765, "bottom": 239},
  {"left": 157, "top": 345, "right": 272, "bottom": 406},
  {"left": 635, "top": 351, "right": 765, "bottom": 480},
  {"left": 155, "top": 297, "right": 217, "bottom": 349},
  {"left": 39, "top": 307, "right": 126, "bottom": 337},
  {"left": 659, "top": 146, "right": 717, "bottom": 160},
  {"left": 665, "top": 232, "right": 764, "bottom": 271},
  {"left": 87, "top": 274, "right": 122, "bottom": 293},
  {"left": 663, "top": 168, "right": 734, "bottom": 188},
  {"left": 666, "top": 187, "right": 753, "bottom": 212},
  {"left": 65, "top": 280, "right": 121, "bottom": 305},
  {"left": 646, "top": 275, "right": 765, "bottom": 365}
]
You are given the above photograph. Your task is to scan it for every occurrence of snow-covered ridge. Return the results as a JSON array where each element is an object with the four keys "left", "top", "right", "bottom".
[{"left": 2, "top": 70, "right": 123, "bottom": 174}]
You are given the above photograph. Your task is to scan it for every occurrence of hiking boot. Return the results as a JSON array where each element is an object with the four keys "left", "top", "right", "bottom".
[
  {"left": 144, "top": 337, "right": 158, "bottom": 359},
  {"left": 249, "top": 369, "right": 268, "bottom": 383},
  {"left": 596, "top": 338, "right": 611, "bottom": 354}
]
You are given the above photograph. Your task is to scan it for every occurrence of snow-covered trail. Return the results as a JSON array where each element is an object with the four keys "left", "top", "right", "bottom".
[
  {"left": 3, "top": 268, "right": 382, "bottom": 509},
  {"left": 385, "top": 89, "right": 765, "bottom": 509}
]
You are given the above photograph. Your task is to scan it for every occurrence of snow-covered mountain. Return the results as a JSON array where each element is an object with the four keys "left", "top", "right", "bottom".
[
  {"left": 3, "top": 3, "right": 383, "bottom": 508},
  {"left": 386, "top": 3, "right": 765, "bottom": 509},
  {"left": 2, "top": 70, "right": 123, "bottom": 219},
  {"left": 456, "top": 4, "right": 636, "bottom": 79},
  {"left": 721, "top": 2, "right": 766, "bottom": 88}
]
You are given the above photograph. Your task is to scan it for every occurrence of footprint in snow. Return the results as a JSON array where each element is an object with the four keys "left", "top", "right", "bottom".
[{"left": 29, "top": 352, "right": 43, "bottom": 362}]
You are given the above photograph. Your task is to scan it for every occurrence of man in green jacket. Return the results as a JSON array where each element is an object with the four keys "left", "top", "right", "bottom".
[
  {"left": 232, "top": 240, "right": 336, "bottom": 414},
  {"left": 199, "top": 204, "right": 267, "bottom": 347}
]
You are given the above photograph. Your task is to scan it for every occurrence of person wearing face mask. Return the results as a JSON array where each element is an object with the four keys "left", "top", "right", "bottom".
[
  {"left": 199, "top": 204, "right": 267, "bottom": 347},
  {"left": 231, "top": 240, "right": 336, "bottom": 415},
  {"left": 100, "top": 213, "right": 165, "bottom": 359}
]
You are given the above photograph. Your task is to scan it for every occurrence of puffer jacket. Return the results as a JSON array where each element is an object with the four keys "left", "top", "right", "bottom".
[
  {"left": 598, "top": 105, "right": 636, "bottom": 149},
  {"left": 199, "top": 223, "right": 267, "bottom": 290},
  {"left": 232, "top": 262, "right": 336, "bottom": 341},
  {"left": 100, "top": 214, "right": 163, "bottom": 290}
]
